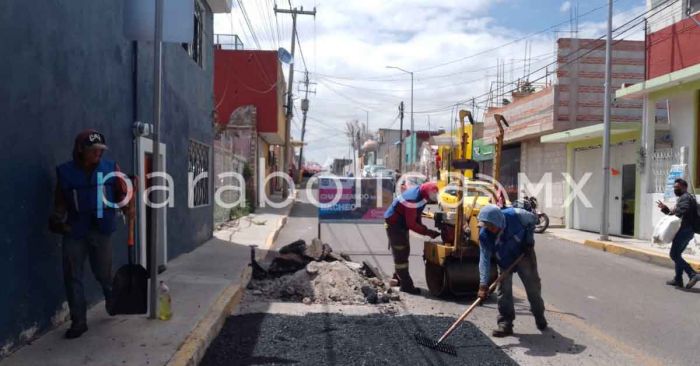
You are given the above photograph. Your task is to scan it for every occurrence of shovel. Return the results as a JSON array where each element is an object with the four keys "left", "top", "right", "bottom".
[
  {"left": 414, "top": 254, "right": 525, "bottom": 356},
  {"left": 111, "top": 213, "right": 149, "bottom": 315}
]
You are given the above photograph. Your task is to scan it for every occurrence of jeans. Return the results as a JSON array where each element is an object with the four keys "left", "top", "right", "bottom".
[
  {"left": 670, "top": 226, "right": 697, "bottom": 282},
  {"left": 497, "top": 248, "right": 545, "bottom": 328},
  {"left": 62, "top": 229, "right": 113, "bottom": 325}
]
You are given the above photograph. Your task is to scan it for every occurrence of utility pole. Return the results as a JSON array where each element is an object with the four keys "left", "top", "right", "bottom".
[
  {"left": 386, "top": 66, "right": 414, "bottom": 166},
  {"left": 274, "top": 4, "right": 316, "bottom": 197},
  {"left": 398, "top": 101, "right": 404, "bottom": 173},
  {"left": 148, "top": 0, "right": 164, "bottom": 320},
  {"left": 600, "top": 0, "right": 613, "bottom": 241},
  {"left": 297, "top": 70, "right": 315, "bottom": 183}
]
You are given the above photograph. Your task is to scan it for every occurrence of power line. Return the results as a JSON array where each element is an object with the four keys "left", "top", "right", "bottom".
[
  {"left": 412, "top": 0, "right": 678, "bottom": 115},
  {"left": 295, "top": 27, "right": 308, "bottom": 72},
  {"left": 236, "top": 0, "right": 262, "bottom": 49},
  {"left": 411, "top": 0, "right": 619, "bottom": 73},
  {"left": 273, "top": 1, "right": 282, "bottom": 47},
  {"left": 300, "top": 0, "right": 619, "bottom": 83}
]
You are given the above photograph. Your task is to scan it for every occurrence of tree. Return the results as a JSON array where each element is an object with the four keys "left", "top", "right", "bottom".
[{"left": 344, "top": 119, "right": 372, "bottom": 151}]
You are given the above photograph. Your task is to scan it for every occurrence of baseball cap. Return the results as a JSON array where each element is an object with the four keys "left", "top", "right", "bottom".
[{"left": 81, "top": 130, "right": 108, "bottom": 150}]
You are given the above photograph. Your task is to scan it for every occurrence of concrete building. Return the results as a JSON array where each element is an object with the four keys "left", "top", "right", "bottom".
[
  {"left": 213, "top": 49, "right": 288, "bottom": 206},
  {"left": 483, "top": 38, "right": 647, "bottom": 231},
  {"left": 0, "top": 0, "right": 229, "bottom": 356},
  {"left": 376, "top": 128, "right": 405, "bottom": 171},
  {"left": 616, "top": 0, "right": 700, "bottom": 241},
  {"left": 375, "top": 128, "right": 443, "bottom": 172}
]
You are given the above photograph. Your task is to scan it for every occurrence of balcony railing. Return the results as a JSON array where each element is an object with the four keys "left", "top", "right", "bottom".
[{"left": 214, "top": 34, "right": 244, "bottom": 50}]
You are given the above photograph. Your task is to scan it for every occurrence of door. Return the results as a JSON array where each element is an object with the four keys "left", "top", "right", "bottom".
[
  {"left": 573, "top": 142, "right": 637, "bottom": 235},
  {"left": 573, "top": 147, "right": 602, "bottom": 232},
  {"left": 137, "top": 137, "right": 168, "bottom": 269},
  {"left": 609, "top": 142, "right": 638, "bottom": 236},
  {"left": 621, "top": 164, "right": 636, "bottom": 236}
]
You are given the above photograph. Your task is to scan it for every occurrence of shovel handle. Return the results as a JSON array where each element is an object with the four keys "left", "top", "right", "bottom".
[
  {"left": 127, "top": 175, "right": 137, "bottom": 247},
  {"left": 128, "top": 216, "right": 135, "bottom": 247},
  {"left": 436, "top": 253, "right": 526, "bottom": 344}
]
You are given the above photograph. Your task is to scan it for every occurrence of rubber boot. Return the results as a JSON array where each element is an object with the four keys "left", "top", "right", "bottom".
[{"left": 397, "top": 269, "right": 420, "bottom": 295}]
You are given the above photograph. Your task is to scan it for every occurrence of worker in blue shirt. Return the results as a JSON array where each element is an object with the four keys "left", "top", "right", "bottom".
[{"left": 477, "top": 205, "right": 547, "bottom": 337}]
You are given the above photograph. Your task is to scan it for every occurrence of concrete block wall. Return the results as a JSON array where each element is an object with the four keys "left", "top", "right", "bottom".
[
  {"left": 483, "top": 87, "right": 555, "bottom": 144},
  {"left": 520, "top": 139, "right": 568, "bottom": 226},
  {"left": 557, "top": 39, "right": 645, "bottom": 127}
]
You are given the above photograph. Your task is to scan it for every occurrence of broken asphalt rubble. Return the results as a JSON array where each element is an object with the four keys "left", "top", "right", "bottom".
[{"left": 248, "top": 239, "right": 401, "bottom": 305}]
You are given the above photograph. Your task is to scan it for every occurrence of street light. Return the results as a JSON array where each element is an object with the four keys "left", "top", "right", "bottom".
[{"left": 386, "top": 65, "right": 414, "bottom": 167}]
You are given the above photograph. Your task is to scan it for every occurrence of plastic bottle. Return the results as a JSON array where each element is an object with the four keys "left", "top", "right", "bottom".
[{"left": 158, "top": 281, "right": 172, "bottom": 320}]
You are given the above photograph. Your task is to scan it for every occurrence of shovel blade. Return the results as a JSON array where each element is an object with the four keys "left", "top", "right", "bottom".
[{"left": 111, "top": 264, "right": 149, "bottom": 315}]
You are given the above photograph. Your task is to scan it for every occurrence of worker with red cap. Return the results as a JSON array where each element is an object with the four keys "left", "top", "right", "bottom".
[
  {"left": 49, "top": 130, "right": 134, "bottom": 339},
  {"left": 384, "top": 181, "right": 441, "bottom": 294}
]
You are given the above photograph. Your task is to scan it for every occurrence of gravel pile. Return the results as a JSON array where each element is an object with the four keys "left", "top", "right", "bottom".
[
  {"left": 248, "top": 261, "right": 399, "bottom": 305},
  {"left": 200, "top": 313, "right": 517, "bottom": 366}
]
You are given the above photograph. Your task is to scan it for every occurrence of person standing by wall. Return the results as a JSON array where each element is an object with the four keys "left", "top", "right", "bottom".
[
  {"left": 49, "top": 130, "right": 134, "bottom": 339},
  {"left": 657, "top": 178, "right": 700, "bottom": 289}
]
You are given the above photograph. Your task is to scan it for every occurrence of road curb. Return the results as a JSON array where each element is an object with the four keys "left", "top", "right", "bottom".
[
  {"left": 166, "top": 267, "right": 251, "bottom": 366},
  {"left": 577, "top": 238, "right": 700, "bottom": 272},
  {"left": 166, "top": 193, "right": 297, "bottom": 366}
]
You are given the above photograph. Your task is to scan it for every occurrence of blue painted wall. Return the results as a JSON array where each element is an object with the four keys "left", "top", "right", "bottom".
[{"left": 0, "top": 0, "right": 214, "bottom": 355}]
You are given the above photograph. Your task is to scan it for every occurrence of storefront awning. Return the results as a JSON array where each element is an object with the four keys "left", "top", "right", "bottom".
[
  {"left": 540, "top": 122, "right": 641, "bottom": 144},
  {"left": 616, "top": 63, "right": 700, "bottom": 100}
]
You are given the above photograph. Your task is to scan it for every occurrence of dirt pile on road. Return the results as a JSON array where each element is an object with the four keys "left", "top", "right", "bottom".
[{"left": 248, "top": 239, "right": 399, "bottom": 305}]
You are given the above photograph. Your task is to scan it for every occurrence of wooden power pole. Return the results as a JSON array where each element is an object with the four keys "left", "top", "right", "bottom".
[{"left": 274, "top": 4, "right": 315, "bottom": 197}]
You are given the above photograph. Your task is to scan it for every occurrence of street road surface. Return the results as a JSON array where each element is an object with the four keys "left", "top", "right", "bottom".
[{"left": 203, "top": 190, "right": 699, "bottom": 366}]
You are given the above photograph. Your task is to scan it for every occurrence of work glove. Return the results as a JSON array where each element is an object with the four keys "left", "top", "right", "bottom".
[
  {"left": 477, "top": 284, "right": 489, "bottom": 301},
  {"left": 427, "top": 230, "right": 441, "bottom": 239}
]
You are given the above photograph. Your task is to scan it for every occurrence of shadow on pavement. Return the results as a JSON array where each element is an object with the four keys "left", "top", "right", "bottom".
[
  {"left": 200, "top": 313, "right": 517, "bottom": 366},
  {"left": 499, "top": 327, "right": 587, "bottom": 358}
]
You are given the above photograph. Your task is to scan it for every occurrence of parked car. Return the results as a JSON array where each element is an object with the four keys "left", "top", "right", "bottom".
[
  {"left": 373, "top": 168, "right": 395, "bottom": 180},
  {"left": 362, "top": 165, "right": 387, "bottom": 178}
]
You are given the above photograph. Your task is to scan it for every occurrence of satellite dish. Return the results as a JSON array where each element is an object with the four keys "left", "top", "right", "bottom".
[{"left": 278, "top": 47, "right": 294, "bottom": 64}]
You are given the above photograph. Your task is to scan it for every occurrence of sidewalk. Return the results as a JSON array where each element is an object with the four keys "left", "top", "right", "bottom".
[
  {"left": 1, "top": 196, "right": 296, "bottom": 366},
  {"left": 548, "top": 228, "right": 700, "bottom": 272}
]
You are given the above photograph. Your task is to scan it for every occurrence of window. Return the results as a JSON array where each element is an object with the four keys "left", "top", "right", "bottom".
[
  {"left": 188, "top": 140, "right": 210, "bottom": 207},
  {"left": 688, "top": 0, "right": 700, "bottom": 15},
  {"left": 182, "top": 1, "right": 204, "bottom": 66}
]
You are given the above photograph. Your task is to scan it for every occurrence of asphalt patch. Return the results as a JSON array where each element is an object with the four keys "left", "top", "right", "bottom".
[{"left": 201, "top": 313, "right": 517, "bottom": 366}]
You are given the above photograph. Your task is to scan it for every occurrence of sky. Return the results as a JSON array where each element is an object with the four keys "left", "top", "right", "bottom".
[{"left": 214, "top": 0, "right": 653, "bottom": 166}]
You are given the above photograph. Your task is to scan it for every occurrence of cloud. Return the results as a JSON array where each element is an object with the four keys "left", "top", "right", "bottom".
[
  {"left": 214, "top": 0, "right": 646, "bottom": 163},
  {"left": 560, "top": 1, "right": 572, "bottom": 13}
]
